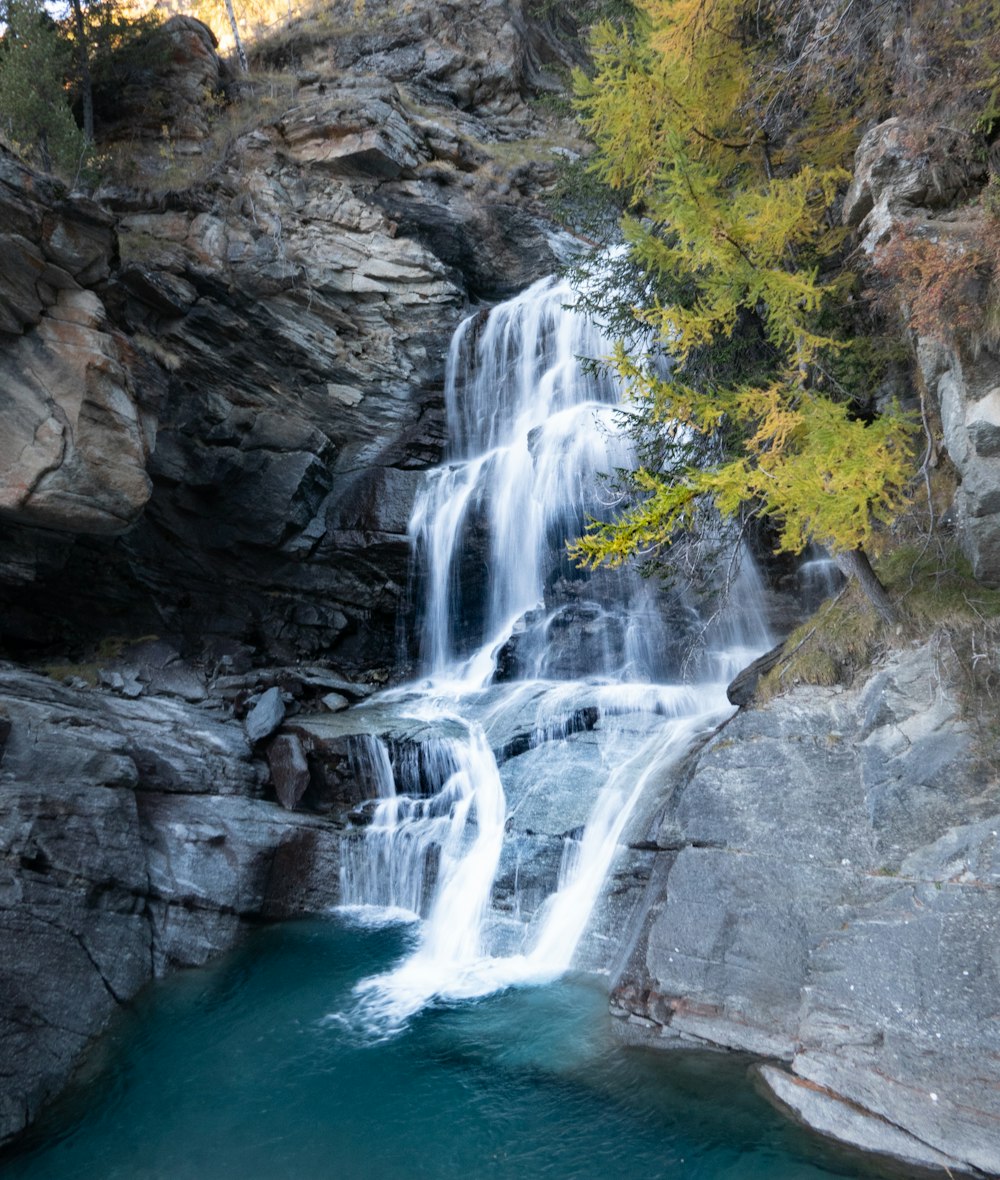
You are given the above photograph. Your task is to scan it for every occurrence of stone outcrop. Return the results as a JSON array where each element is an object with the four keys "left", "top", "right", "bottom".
[
  {"left": 95, "top": 16, "right": 231, "bottom": 145},
  {"left": 0, "top": 153, "right": 152, "bottom": 536},
  {"left": 0, "top": 665, "right": 344, "bottom": 1148},
  {"left": 921, "top": 337, "right": 1000, "bottom": 585},
  {"left": 612, "top": 640, "right": 1000, "bottom": 1177},
  {"left": 844, "top": 116, "right": 1000, "bottom": 586},
  {"left": 842, "top": 117, "right": 985, "bottom": 254},
  {"left": 0, "top": 0, "right": 585, "bottom": 671}
]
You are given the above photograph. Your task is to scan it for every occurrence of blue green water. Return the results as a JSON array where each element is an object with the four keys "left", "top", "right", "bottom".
[{"left": 1, "top": 917, "right": 875, "bottom": 1180}]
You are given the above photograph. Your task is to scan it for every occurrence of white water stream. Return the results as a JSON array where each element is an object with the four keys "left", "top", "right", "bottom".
[{"left": 337, "top": 275, "right": 771, "bottom": 1032}]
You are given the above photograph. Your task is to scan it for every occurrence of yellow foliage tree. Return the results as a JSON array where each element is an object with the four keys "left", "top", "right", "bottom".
[{"left": 569, "top": 0, "right": 916, "bottom": 622}]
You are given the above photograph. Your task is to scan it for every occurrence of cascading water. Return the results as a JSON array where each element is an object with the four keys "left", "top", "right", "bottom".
[{"left": 337, "top": 273, "right": 772, "bottom": 1032}]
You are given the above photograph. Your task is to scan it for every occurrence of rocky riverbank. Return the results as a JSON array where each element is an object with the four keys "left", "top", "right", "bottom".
[
  {"left": 0, "top": 663, "right": 346, "bottom": 1147},
  {"left": 612, "top": 638, "right": 1000, "bottom": 1178}
]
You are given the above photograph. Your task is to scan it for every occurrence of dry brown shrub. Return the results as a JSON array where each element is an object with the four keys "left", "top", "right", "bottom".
[{"left": 874, "top": 223, "right": 994, "bottom": 348}]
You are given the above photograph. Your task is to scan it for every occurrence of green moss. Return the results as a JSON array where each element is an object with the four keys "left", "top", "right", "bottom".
[
  {"left": 879, "top": 542, "right": 1000, "bottom": 630},
  {"left": 757, "top": 584, "right": 884, "bottom": 701}
]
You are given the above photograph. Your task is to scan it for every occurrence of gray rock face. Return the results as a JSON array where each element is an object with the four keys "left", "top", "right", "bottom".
[
  {"left": 612, "top": 641, "right": 1000, "bottom": 1177},
  {"left": 0, "top": 154, "right": 152, "bottom": 536},
  {"left": 842, "top": 118, "right": 984, "bottom": 252},
  {"left": 921, "top": 337, "right": 1000, "bottom": 584},
  {"left": 0, "top": 666, "right": 341, "bottom": 1149},
  {"left": 843, "top": 118, "right": 1000, "bottom": 585},
  {"left": 0, "top": 0, "right": 583, "bottom": 672},
  {"left": 244, "top": 685, "right": 286, "bottom": 744}
]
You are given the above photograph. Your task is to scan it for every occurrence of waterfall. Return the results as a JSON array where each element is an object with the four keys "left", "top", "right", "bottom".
[
  {"left": 337, "top": 273, "right": 772, "bottom": 1032},
  {"left": 409, "top": 273, "right": 663, "bottom": 685},
  {"left": 797, "top": 548, "right": 845, "bottom": 610}
]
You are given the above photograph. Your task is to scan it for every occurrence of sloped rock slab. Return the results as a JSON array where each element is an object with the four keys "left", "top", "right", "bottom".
[{"left": 612, "top": 643, "right": 1000, "bottom": 1177}]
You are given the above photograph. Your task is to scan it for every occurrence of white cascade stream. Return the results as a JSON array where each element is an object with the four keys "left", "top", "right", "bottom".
[{"left": 336, "top": 275, "right": 772, "bottom": 1033}]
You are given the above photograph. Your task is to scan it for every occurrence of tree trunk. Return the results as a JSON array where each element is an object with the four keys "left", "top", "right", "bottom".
[
  {"left": 37, "top": 129, "right": 51, "bottom": 174},
  {"left": 835, "top": 547, "right": 898, "bottom": 626},
  {"left": 70, "top": 0, "right": 93, "bottom": 142},
  {"left": 223, "top": 0, "right": 249, "bottom": 73}
]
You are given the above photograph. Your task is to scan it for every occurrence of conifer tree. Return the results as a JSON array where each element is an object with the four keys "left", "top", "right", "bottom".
[
  {"left": 569, "top": 0, "right": 915, "bottom": 622},
  {"left": 0, "top": 0, "right": 88, "bottom": 178}
]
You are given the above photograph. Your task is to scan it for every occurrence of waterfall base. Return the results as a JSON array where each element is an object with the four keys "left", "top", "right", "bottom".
[
  {"left": 0, "top": 918, "right": 869, "bottom": 1180},
  {"left": 286, "top": 676, "right": 736, "bottom": 1036}
]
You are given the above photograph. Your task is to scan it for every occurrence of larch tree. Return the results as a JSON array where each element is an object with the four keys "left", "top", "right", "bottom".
[{"left": 568, "top": 0, "right": 916, "bottom": 624}]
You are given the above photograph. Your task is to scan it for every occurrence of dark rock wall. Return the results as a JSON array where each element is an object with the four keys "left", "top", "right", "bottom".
[
  {"left": 0, "top": 0, "right": 584, "bottom": 674},
  {"left": 0, "top": 666, "right": 345, "bottom": 1148}
]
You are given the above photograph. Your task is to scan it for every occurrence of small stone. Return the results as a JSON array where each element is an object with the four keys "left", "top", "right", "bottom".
[
  {"left": 244, "top": 686, "right": 285, "bottom": 744},
  {"left": 321, "top": 692, "right": 349, "bottom": 713}
]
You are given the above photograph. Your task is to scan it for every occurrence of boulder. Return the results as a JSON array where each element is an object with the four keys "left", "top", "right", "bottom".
[
  {"left": 94, "top": 15, "right": 228, "bottom": 145},
  {"left": 843, "top": 118, "right": 985, "bottom": 252},
  {"left": 267, "top": 732, "right": 311, "bottom": 809},
  {"left": 244, "top": 686, "right": 286, "bottom": 744}
]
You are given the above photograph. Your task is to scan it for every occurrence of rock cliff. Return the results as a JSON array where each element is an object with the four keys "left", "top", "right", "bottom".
[
  {"left": 600, "top": 98, "right": 1000, "bottom": 1179},
  {"left": 0, "top": 664, "right": 345, "bottom": 1147},
  {"left": 0, "top": 155, "right": 152, "bottom": 537},
  {"left": 612, "top": 638, "right": 1000, "bottom": 1177},
  {"left": 844, "top": 114, "right": 1000, "bottom": 588},
  {"left": 0, "top": 0, "right": 584, "bottom": 673}
]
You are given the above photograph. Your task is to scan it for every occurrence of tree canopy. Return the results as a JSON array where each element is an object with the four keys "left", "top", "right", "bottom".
[
  {"left": 0, "top": 0, "right": 88, "bottom": 177},
  {"left": 568, "top": 0, "right": 916, "bottom": 597},
  {"left": 0, "top": 0, "right": 163, "bottom": 180}
]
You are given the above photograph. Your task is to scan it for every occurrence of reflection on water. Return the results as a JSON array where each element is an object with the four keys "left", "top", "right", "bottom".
[{"left": 1, "top": 919, "right": 875, "bottom": 1180}]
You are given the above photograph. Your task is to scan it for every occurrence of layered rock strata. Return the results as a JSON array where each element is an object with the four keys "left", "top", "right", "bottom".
[
  {"left": 0, "top": 666, "right": 345, "bottom": 1148},
  {"left": 0, "top": 155, "right": 152, "bottom": 536},
  {"left": 0, "top": 0, "right": 585, "bottom": 672}
]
